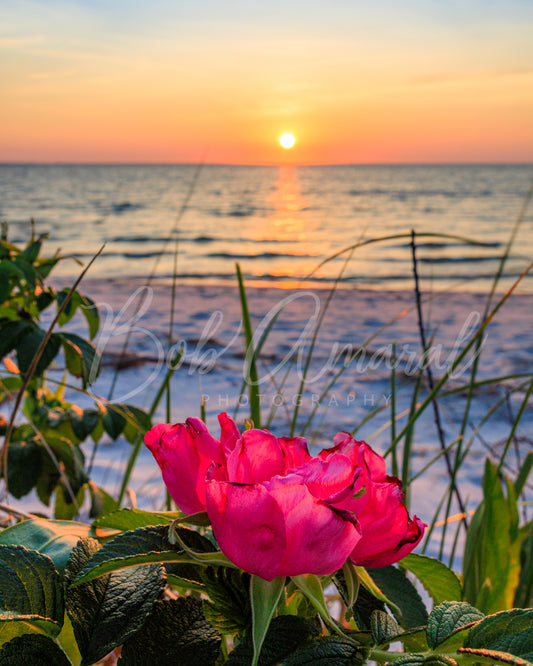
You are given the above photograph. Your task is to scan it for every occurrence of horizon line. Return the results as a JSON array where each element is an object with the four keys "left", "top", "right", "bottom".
[{"left": 1, "top": 160, "right": 533, "bottom": 167}]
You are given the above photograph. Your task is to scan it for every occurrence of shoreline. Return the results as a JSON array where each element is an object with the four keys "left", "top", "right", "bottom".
[{"left": 8, "top": 275, "right": 532, "bottom": 558}]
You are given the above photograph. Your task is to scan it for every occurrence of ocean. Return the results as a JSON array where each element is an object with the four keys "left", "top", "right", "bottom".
[
  {"left": 1, "top": 163, "right": 532, "bottom": 292},
  {"left": 2, "top": 164, "right": 532, "bottom": 549}
]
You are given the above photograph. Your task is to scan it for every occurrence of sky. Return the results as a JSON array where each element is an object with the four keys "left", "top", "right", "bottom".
[{"left": 1, "top": 0, "right": 533, "bottom": 164}]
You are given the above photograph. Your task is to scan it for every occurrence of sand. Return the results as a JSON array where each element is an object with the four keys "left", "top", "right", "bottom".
[{"left": 11, "top": 277, "right": 533, "bottom": 558}]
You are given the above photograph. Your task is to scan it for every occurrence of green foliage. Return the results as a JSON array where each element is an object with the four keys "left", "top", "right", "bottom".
[
  {"left": 0, "top": 223, "right": 152, "bottom": 515},
  {"left": 370, "top": 609, "right": 402, "bottom": 645},
  {"left": 202, "top": 566, "right": 251, "bottom": 634},
  {"left": 70, "top": 523, "right": 220, "bottom": 587},
  {"left": 225, "top": 615, "right": 319, "bottom": 666},
  {"left": 463, "top": 608, "right": 533, "bottom": 659},
  {"left": 250, "top": 575, "right": 287, "bottom": 666},
  {"left": 282, "top": 636, "right": 365, "bottom": 665},
  {"left": 118, "top": 598, "right": 221, "bottom": 666},
  {"left": 65, "top": 537, "right": 166, "bottom": 666},
  {"left": 0, "top": 545, "right": 64, "bottom": 637},
  {"left": 0, "top": 518, "right": 115, "bottom": 575},
  {"left": 0, "top": 515, "right": 528, "bottom": 665},
  {"left": 401, "top": 554, "right": 463, "bottom": 605},
  {"left": 0, "top": 225, "right": 531, "bottom": 664},
  {"left": 426, "top": 601, "right": 484, "bottom": 649},
  {"left": 367, "top": 565, "right": 429, "bottom": 629},
  {"left": 463, "top": 459, "right": 523, "bottom": 614},
  {"left": 0, "top": 633, "right": 71, "bottom": 666}
]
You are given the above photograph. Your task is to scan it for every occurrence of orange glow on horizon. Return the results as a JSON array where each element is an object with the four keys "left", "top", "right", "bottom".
[{"left": 1, "top": 6, "right": 532, "bottom": 165}]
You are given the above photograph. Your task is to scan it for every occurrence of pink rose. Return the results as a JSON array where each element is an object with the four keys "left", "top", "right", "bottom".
[
  {"left": 145, "top": 414, "right": 425, "bottom": 580},
  {"left": 318, "top": 432, "right": 426, "bottom": 567}
]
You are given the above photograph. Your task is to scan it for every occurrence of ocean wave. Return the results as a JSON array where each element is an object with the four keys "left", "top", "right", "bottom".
[
  {"left": 207, "top": 251, "right": 317, "bottom": 260},
  {"left": 110, "top": 202, "right": 144, "bottom": 214},
  {"left": 347, "top": 188, "right": 493, "bottom": 198}
]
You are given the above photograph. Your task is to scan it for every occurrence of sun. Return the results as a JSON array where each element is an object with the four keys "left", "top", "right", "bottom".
[{"left": 279, "top": 133, "right": 296, "bottom": 149}]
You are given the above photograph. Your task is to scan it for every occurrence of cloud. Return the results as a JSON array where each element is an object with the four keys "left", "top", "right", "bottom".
[{"left": 0, "top": 35, "right": 45, "bottom": 48}]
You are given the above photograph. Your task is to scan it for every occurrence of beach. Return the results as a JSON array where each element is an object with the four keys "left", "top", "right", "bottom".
[
  {"left": 2, "top": 163, "right": 532, "bottom": 560},
  {"left": 35, "top": 276, "right": 531, "bottom": 559}
]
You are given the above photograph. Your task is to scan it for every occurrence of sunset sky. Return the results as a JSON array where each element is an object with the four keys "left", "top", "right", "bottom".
[{"left": 1, "top": 0, "right": 532, "bottom": 164}]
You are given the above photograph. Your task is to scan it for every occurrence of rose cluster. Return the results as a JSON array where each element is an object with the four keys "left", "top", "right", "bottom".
[{"left": 145, "top": 412, "right": 425, "bottom": 581}]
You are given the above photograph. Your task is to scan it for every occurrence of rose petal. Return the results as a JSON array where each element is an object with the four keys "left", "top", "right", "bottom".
[
  {"left": 265, "top": 474, "right": 361, "bottom": 577},
  {"left": 218, "top": 412, "right": 241, "bottom": 458},
  {"left": 145, "top": 421, "right": 212, "bottom": 514},
  {"left": 226, "top": 429, "right": 285, "bottom": 484},
  {"left": 293, "top": 453, "right": 359, "bottom": 502},
  {"left": 185, "top": 417, "right": 225, "bottom": 464},
  {"left": 349, "top": 480, "right": 426, "bottom": 567},
  {"left": 278, "top": 436, "right": 311, "bottom": 469},
  {"left": 144, "top": 423, "right": 174, "bottom": 451},
  {"left": 206, "top": 472, "right": 286, "bottom": 581}
]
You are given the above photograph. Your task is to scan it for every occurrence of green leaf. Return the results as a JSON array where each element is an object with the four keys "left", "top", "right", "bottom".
[
  {"left": 225, "top": 615, "right": 320, "bottom": 666},
  {"left": 87, "top": 482, "right": 119, "bottom": 519},
  {"left": 340, "top": 559, "right": 360, "bottom": 611},
  {"left": 54, "top": 485, "right": 85, "bottom": 521},
  {"left": 390, "top": 657, "right": 458, "bottom": 665},
  {"left": 434, "top": 623, "right": 479, "bottom": 654},
  {"left": 365, "top": 566, "right": 428, "bottom": 629},
  {"left": 458, "top": 647, "right": 533, "bottom": 665},
  {"left": 92, "top": 507, "right": 181, "bottom": 532},
  {"left": 44, "top": 434, "right": 88, "bottom": 497},
  {"left": 65, "top": 537, "right": 166, "bottom": 666},
  {"left": 35, "top": 287, "right": 55, "bottom": 312},
  {"left": 60, "top": 332, "right": 100, "bottom": 387},
  {"left": 427, "top": 601, "right": 485, "bottom": 650},
  {"left": 0, "top": 320, "right": 32, "bottom": 359},
  {"left": 0, "top": 611, "right": 62, "bottom": 641},
  {"left": 292, "top": 574, "right": 347, "bottom": 636},
  {"left": 463, "top": 459, "right": 521, "bottom": 614},
  {"left": 55, "top": 612, "right": 81, "bottom": 666},
  {"left": 169, "top": 525, "right": 238, "bottom": 568},
  {"left": 250, "top": 576, "right": 286, "bottom": 666},
  {"left": 401, "top": 554, "right": 462, "bottom": 605},
  {"left": 514, "top": 452, "right": 533, "bottom": 497},
  {"left": 71, "top": 525, "right": 217, "bottom": 585},
  {"left": 93, "top": 507, "right": 209, "bottom": 532},
  {"left": 35, "top": 257, "right": 60, "bottom": 280},
  {"left": 56, "top": 289, "right": 81, "bottom": 327},
  {"left": 99, "top": 403, "right": 126, "bottom": 440},
  {"left": 13, "top": 256, "right": 37, "bottom": 290},
  {"left": 16, "top": 329, "right": 61, "bottom": 376},
  {"left": 0, "top": 518, "right": 115, "bottom": 576},
  {"left": 349, "top": 581, "right": 386, "bottom": 630},
  {"left": 0, "top": 270, "right": 10, "bottom": 303},
  {"left": 78, "top": 294, "right": 99, "bottom": 339},
  {"left": 283, "top": 636, "right": 364, "bottom": 665},
  {"left": 385, "top": 655, "right": 425, "bottom": 665},
  {"left": 399, "top": 627, "right": 430, "bottom": 652},
  {"left": 5, "top": 439, "right": 41, "bottom": 499},
  {"left": 20, "top": 238, "right": 42, "bottom": 264},
  {"left": 118, "top": 597, "right": 221, "bottom": 666},
  {"left": 0, "top": 633, "right": 71, "bottom": 665},
  {"left": 515, "top": 522, "right": 533, "bottom": 607},
  {"left": 370, "top": 610, "right": 402, "bottom": 646},
  {"left": 119, "top": 404, "right": 152, "bottom": 443},
  {"left": 0, "top": 545, "right": 64, "bottom": 636},
  {"left": 464, "top": 608, "right": 533, "bottom": 660},
  {"left": 202, "top": 567, "right": 251, "bottom": 634},
  {"left": 70, "top": 407, "right": 99, "bottom": 441}
]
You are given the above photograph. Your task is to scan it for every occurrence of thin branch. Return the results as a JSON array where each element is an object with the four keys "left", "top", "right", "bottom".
[
  {"left": 410, "top": 229, "right": 468, "bottom": 530},
  {"left": 1, "top": 244, "right": 105, "bottom": 500}
]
